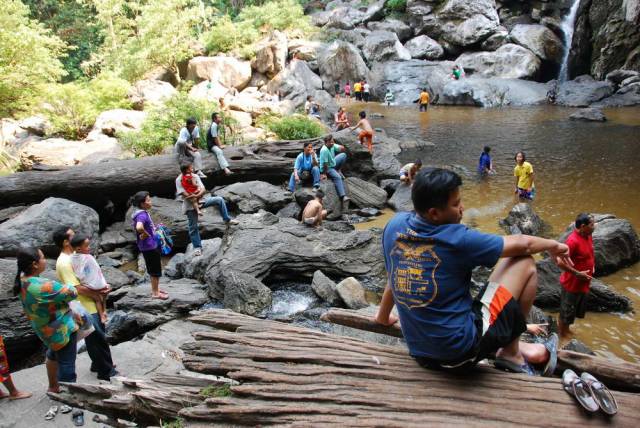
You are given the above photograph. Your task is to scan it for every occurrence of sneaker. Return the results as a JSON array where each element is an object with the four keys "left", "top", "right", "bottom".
[
  {"left": 193, "top": 248, "right": 202, "bottom": 257},
  {"left": 197, "top": 170, "right": 207, "bottom": 178},
  {"left": 226, "top": 219, "right": 239, "bottom": 225},
  {"left": 342, "top": 196, "right": 351, "bottom": 203}
]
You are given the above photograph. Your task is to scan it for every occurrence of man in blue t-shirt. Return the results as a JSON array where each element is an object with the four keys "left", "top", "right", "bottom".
[
  {"left": 478, "top": 146, "right": 494, "bottom": 176},
  {"left": 289, "top": 142, "right": 320, "bottom": 192},
  {"left": 376, "top": 168, "right": 568, "bottom": 375}
]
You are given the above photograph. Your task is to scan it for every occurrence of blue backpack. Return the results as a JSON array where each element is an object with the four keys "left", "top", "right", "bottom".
[{"left": 154, "top": 223, "right": 174, "bottom": 255}]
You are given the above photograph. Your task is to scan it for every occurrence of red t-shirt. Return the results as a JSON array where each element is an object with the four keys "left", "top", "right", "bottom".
[
  {"left": 181, "top": 173, "right": 199, "bottom": 194},
  {"left": 560, "top": 230, "right": 595, "bottom": 293}
]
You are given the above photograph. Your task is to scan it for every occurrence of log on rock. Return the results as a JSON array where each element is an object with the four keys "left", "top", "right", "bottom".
[
  {"left": 49, "top": 309, "right": 640, "bottom": 427},
  {"left": 321, "top": 308, "right": 640, "bottom": 392},
  {"left": 0, "top": 148, "right": 291, "bottom": 209}
]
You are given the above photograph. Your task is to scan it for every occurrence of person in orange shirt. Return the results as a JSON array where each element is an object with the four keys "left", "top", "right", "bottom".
[
  {"left": 415, "top": 88, "right": 430, "bottom": 111},
  {"left": 350, "top": 111, "right": 374, "bottom": 153}
]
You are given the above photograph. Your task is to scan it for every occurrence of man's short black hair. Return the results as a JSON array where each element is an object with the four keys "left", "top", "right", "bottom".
[
  {"left": 211, "top": 112, "right": 219, "bottom": 121},
  {"left": 306, "top": 95, "right": 312, "bottom": 101},
  {"left": 303, "top": 141, "right": 313, "bottom": 149},
  {"left": 484, "top": 146, "right": 491, "bottom": 153},
  {"left": 70, "top": 234, "right": 89, "bottom": 248},
  {"left": 412, "top": 168, "right": 463, "bottom": 213},
  {"left": 323, "top": 134, "right": 334, "bottom": 143},
  {"left": 359, "top": 111, "right": 366, "bottom": 118},
  {"left": 575, "top": 213, "right": 593, "bottom": 228},
  {"left": 415, "top": 159, "right": 422, "bottom": 166},
  {"left": 186, "top": 117, "right": 197, "bottom": 126},
  {"left": 180, "top": 162, "right": 193, "bottom": 174},
  {"left": 315, "top": 189, "right": 325, "bottom": 199},
  {"left": 53, "top": 226, "right": 72, "bottom": 249}
]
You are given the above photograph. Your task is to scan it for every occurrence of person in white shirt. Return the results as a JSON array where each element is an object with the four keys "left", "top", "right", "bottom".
[
  {"left": 363, "top": 81, "right": 371, "bottom": 102},
  {"left": 174, "top": 117, "right": 206, "bottom": 178},
  {"left": 206, "top": 112, "right": 232, "bottom": 176}
]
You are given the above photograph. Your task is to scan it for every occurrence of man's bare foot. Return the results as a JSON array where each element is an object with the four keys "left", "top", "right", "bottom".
[
  {"left": 9, "top": 391, "right": 32, "bottom": 400},
  {"left": 47, "top": 386, "right": 61, "bottom": 394},
  {"left": 224, "top": 168, "right": 233, "bottom": 175},
  {"left": 0, "top": 391, "right": 7, "bottom": 399}
]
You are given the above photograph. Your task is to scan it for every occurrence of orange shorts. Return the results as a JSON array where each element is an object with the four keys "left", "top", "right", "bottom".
[{"left": 358, "top": 130, "right": 374, "bottom": 152}]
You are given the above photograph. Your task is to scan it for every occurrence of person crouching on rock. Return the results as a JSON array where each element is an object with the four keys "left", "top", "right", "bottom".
[
  {"left": 350, "top": 111, "right": 374, "bottom": 154},
  {"left": 375, "top": 168, "right": 565, "bottom": 376},
  {"left": 399, "top": 159, "right": 423, "bottom": 185},
  {"left": 556, "top": 213, "right": 596, "bottom": 342},
  {"left": 130, "top": 191, "right": 168, "bottom": 300},
  {"left": 334, "top": 107, "right": 350, "bottom": 131},
  {"left": 180, "top": 163, "right": 205, "bottom": 216},
  {"left": 302, "top": 189, "right": 327, "bottom": 227}
]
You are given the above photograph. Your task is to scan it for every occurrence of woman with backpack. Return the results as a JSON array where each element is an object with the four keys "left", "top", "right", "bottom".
[{"left": 130, "top": 191, "right": 168, "bottom": 300}]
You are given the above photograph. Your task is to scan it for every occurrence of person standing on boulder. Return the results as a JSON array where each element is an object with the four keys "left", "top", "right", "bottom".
[
  {"left": 129, "top": 192, "right": 168, "bottom": 299},
  {"left": 289, "top": 142, "right": 321, "bottom": 192},
  {"left": 556, "top": 213, "right": 596, "bottom": 341},
  {"left": 319, "top": 135, "right": 350, "bottom": 204},
  {"left": 350, "top": 111, "right": 375, "bottom": 153},
  {"left": 206, "top": 112, "right": 233, "bottom": 176},
  {"left": 514, "top": 151, "right": 535, "bottom": 200},
  {"left": 54, "top": 227, "right": 118, "bottom": 381},
  {"left": 175, "top": 117, "right": 207, "bottom": 178},
  {"left": 375, "top": 168, "right": 563, "bottom": 376},
  {"left": 175, "top": 162, "right": 239, "bottom": 257}
]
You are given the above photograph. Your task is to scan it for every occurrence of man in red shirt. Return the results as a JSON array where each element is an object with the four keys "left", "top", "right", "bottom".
[{"left": 557, "top": 213, "right": 596, "bottom": 340}]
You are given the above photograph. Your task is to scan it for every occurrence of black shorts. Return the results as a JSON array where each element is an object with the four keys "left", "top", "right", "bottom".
[
  {"left": 142, "top": 248, "right": 162, "bottom": 277},
  {"left": 560, "top": 288, "right": 588, "bottom": 325},
  {"left": 415, "top": 282, "right": 527, "bottom": 373}
]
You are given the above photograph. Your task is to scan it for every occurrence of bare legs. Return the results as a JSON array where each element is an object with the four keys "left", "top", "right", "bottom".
[
  {"left": 488, "top": 256, "right": 548, "bottom": 365},
  {"left": 46, "top": 358, "right": 59, "bottom": 393},
  {"left": 558, "top": 318, "right": 572, "bottom": 342},
  {"left": 1, "top": 376, "right": 32, "bottom": 399}
]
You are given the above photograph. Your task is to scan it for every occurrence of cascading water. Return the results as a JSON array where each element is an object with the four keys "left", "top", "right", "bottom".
[{"left": 558, "top": 0, "right": 582, "bottom": 81}]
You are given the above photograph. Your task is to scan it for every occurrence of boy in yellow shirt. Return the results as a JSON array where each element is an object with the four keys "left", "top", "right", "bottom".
[
  {"left": 514, "top": 151, "right": 535, "bottom": 200},
  {"left": 416, "top": 88, "right": 430, "bottom": 111}
]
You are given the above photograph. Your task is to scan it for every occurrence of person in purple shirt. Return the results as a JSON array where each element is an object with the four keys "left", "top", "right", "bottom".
[
  {"left": 375, "top": 168, "right": 566, "bottom": 375},
  {"left": 129, "top": 191, "right": 168, "bottom": 300}
]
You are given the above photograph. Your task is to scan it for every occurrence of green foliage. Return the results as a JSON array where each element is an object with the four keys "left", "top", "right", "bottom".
[
  {"left": 0, "top": 0, "right": 67, "bottom": 117},
  {"left": 40, "top": 75, "right": 132, "bottom": 139},
  {"left": 121, "top": 93, "right": 213, "bottom": 157},
  {"left": 204, "top": 0, "right": 314, "bottom": 57},
  {"left": 384, "top": 0, "right": 406, "bottom": 13},
  {"left": 200, "top": 383, "right": 232, "bottom": 398},
  {"left": 23, "top": 0, "right": 104, "bottom": 81},
  {"left": 257, "top": 113, "right": 324, "bottom": 140},
  {"left": 160, "top": 418, "right": 184, "bottom": 428}
]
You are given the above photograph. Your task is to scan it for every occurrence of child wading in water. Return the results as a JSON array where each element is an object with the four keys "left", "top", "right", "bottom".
[
  {"left": 70, "top": 235, "right": 110, "bottom": 323},
  {"left": 181, "top": 163, "right": 205, "bottom": 216},
  {"left": 514, "top": 151, "right": 535, "bottom": 200},
  {"left": 350, "top": 111, "right": 375, "bottom": 153}
]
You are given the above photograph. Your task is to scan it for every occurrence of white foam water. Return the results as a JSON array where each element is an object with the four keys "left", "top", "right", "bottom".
[{"left": 558, "top": 0, "right": 581, "bottom": 82}]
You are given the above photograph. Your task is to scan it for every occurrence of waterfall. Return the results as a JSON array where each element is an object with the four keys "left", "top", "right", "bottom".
[{"left": 558, "top": 0, "right": 581, "bottom": 81}]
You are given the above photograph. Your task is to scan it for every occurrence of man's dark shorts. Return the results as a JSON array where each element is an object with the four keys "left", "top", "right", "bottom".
[
  {"left": 415, "top": 282, "right": 527, "bottom": 373},
  {"left": 560, "top": 288, "right": 588, "bottom": 325}
]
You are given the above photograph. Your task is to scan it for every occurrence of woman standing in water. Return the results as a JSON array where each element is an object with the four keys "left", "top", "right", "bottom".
[{"left": 514, "top": 151, "right": 535, "bottom": 200}]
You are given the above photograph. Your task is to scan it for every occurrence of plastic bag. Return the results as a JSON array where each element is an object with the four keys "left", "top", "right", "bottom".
[{"left": 69, "top": 300, "right": 95, "bottom": 341}]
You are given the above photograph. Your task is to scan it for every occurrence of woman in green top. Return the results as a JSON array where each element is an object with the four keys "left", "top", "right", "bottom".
[{"left": 14, "top": 247, "right": 79, "bottom": 392}]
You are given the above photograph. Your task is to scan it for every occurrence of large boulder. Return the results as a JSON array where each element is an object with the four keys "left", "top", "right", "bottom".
[
  {"left": 0, "top": 198, "right": 99, "bottom": 258},
  {"left": 99, "top": 222, "right": 135, "bottom": 252},
  {"left": 335, "top": 277, "right": 368, "bottom": 309},
  {"left": 204, "top": 211, "right": 385, "bottom": 285},
  {"left": 370, "top": 60, "right": 453, "bottom": 105},
  {"left": 317, "top": 40, "right": 372, "bottom": 90},
  {"left": 185, "top": 56, "right": 252, "bottom": 90},
  {"left": 591, "top": 83, "right": 640, "bottom": 107},
  {"left": 534, "top": 258, "right": 632, "bottom": 313},
  {"left": 17, "top": 136, "right": 124, "bottom": 169},
  {"left": 438, "top": 0, "right": 499, "bottom": 22},
  {"left": 404, "top": 35, "right": 444, "bottom": 60},
  {"left": 362, "top": 31, "right": 411, "bottom": 63},
  {"left": 324, "top": 6, "right": 366, "bottom": 30},
  {"left": 215, "top": 181, "right": 293, "bottom": 214},
  {"left": 17, "top": 116, "right": 49, "bottom": 136},
  {"left": 440, "top": 14, "right": 499, "bottom": 47},
  {"left": 251, "top": 31, "right": 288, "bottom": 78},
  {"left": 555, "top": 75, "right": 615, "bottom": 107},
  {"left": 288, "top": 39, "right": 326, "bottom": 62},
  {"left": 440, "top": 77, "right": 548, "bottom": 107},
  {"left": 569, "top": 108, "right": 607, "bottom": 122},
  {"left": 558, "top": 214, "right": 640, "bottom": 276},
  {"left": 182, "top": 238, "right": 223, "bottom": 282},
  {"left": 499, "top": 203, "right": 546, "bottom": 236},
  {"left": 129, "top": 80, "right": 177, "bottom": 109},
  {"left": 480, "top": 28, "right": 509, "bottom": 51},
  {"left": 311, "top": 270, "right": 342, "bottom": 306},
  {"left": 92, "top": 109, "right": 147, "bottom": 137},
  {"left": 188, "top": 80, "right": 230, "bottom": 102},
  {"left": 344, "top": 177, "right": 387, "bottom": 209},
  {"left": 509, "top": 24, "right": 563, "bottom": 63},
  {"left": 606, "top": 69, "right": 639, "bottom": 86},
  {"left": 367, "top": 19, "right": 413, "bottom": 42},
  {"left": 295, "top": 180, "right": 344, "bottom": 221},
  {"left": 455, "top": 44, "right": 541, "bottom": 80},
  {"left": 388, "top": 183, "right": 413, "bottom": 212},
  {"left": 206, "top": 268, "right": 272, "bottom": 316}
]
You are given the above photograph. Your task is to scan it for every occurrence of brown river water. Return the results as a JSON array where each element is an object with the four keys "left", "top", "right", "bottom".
[{"left": 347, "top": 103, "right": 640, "bottom": 363}]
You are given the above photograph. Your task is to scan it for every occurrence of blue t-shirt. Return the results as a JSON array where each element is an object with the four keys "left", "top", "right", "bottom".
[
  {"left": 478, "top": 152, "right": 491, "bottom": 174},
  {"left": 294, "top": 152, "right": 315, "bottom": 172},
  {"left": 382, "top": 212, "right": 504, "bottom": 360}
]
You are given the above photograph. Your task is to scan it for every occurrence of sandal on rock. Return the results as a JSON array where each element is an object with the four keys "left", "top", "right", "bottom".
[
  {"left": 494, "top": 357, "right": 537, "bottom": 376},
  {"left": 60, "top": 405, "right": 72, "bottom": 414},
  {"left": 581, "top": 372, "right": 618, "bottom": 416},
  {"left": 562, "top": 369, "right": 599, "bottom": 413},
  {"left": 542, "top": 333, "right": 559, "bottom": 377},
  {"left": 44, "top": 406, "right": 59, "bottom": 420},
  {"left": 71, "top": 409, "right": 85, "bottom": 427}
]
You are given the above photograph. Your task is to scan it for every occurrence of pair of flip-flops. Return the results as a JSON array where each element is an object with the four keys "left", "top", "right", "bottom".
[
  {"left": 44, "top": 405, "right": 84, "bottom": 425},
  {"left": 562, "top": 369, "right": 618, "bottom": 415},
  {"left": 494, "top": 333, "right": 559, "bottom": 377}
]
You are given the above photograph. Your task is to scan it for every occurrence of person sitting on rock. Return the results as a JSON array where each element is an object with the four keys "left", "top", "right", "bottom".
[
  {"left": 376, "top": 167, "right": 564, "bottom": 376},
  {"left": 301, "top": 189, "right": 327, "bottom": 227},
  {"left": 319, "top": 135, "right": 350, "bottom": 204},
  {"left": 289, "top": 141, "right": 320, "bottom": 192},
  {"left": 175, "top": 117, "right": 206, "bottom": 178},
  {"left": 350, "top": 111, "right": 374, "bottom": 153},
  {"left": 305, "top": 95, "right": 321, "bottom": 119},
  {"left": 175, "top": 161, "right": 238, "bottom": 257},
  {"left": 399, "top": 159, "right": 423, "bottom": 185},
  {"left": 451, "top": 64, "right": 464, "bottom": 80},
  {"left": 334, "top": 107, "right": 350, "bottom": 131},
  {"left": 206, "top": 112, "right": 233, "bottom": 176},
  {"left": 556, "top": 213, "right": 596, "bottom": 342}
]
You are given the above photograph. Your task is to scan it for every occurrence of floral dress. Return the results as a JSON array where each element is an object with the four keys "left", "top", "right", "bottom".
[{"left": 0, "top": 335, "right": 9, "bottom": 382}]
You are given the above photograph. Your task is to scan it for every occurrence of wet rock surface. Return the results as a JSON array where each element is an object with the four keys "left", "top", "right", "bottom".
[
  {"left": 500, "top": 203, "right": 547, "bottom": 236},
  {"left": 569, "top": 108, "right": 607, "bottom": 122}
]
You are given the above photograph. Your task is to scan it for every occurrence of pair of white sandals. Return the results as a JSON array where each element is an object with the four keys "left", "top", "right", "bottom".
[{"left": 562, "top": 369, "right": 618, "bottom": 415}]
